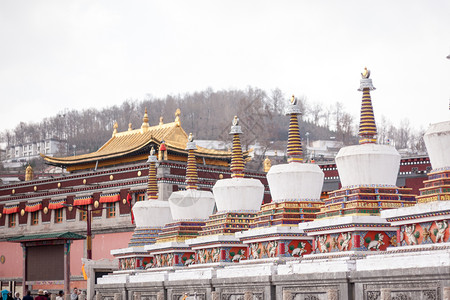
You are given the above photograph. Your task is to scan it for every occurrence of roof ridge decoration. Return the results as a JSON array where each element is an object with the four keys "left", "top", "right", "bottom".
[
  {"left": 175, "top": 108, "right": 181, "bottom": 127},
  {"left": 229, "top": 116, "right": 245, "bottom": 178},
  {"left": 112, "top": 121, "right": 119, "bottom": 137},
  {"left": 358, "top": 67, "right": 377, "bottom": 144},
  {"left": 147, "top": 147, "right": 158, "bottom": 200},
  {"left": 185, "top": 133, "right": 198, "bottom": 189},
  {"left": 141, "top": 108, "right": 150, "bottom": 133},
  {"left": 285, "top": 95, "right": 303, "bottom": 163}
]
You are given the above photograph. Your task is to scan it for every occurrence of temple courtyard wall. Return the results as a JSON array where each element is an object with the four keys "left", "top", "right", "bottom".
[{"left": 94, "top": 244, "right": 450, "bottom": 300}]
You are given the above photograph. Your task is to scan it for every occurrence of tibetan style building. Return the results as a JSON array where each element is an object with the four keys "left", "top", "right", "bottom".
[
  {"left": 0, "top": 100, "right": 443, "bottom": 300},
  {"left": 0, "top": 109, "right": 268, "bottom": 297}
]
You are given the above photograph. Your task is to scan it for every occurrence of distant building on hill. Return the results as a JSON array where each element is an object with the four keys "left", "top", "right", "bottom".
[{"left": 3, "top": 138, "right": 67, "bottom": 167}]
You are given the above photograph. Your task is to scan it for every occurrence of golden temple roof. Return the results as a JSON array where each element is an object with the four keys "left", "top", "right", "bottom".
[{"left": 42, "top": 120, "right": 232, "bottom": 168}]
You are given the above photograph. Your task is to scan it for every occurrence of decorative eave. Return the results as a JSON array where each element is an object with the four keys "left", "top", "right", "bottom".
[
  {"left": 42, "top": 121, "right": 234, "bottom": 168},
  {"left": 7, "top": 231, "right": 85, "bottom": 242}
]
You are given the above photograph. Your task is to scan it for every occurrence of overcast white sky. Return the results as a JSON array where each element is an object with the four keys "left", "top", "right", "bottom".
[{"left": 0, "top": 0, "right": 449, "bottom": 133}]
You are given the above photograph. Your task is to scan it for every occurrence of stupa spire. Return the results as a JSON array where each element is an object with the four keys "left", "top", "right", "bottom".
[
  {"left": 185, "top": 133, "right": 198, "bottom": 190},
  {"left": 141, "top": 108, "right": 150, "bottom": 132},
  {"left": 286, "top": 95, "right": 303, "bottom": 163},
  {"left": 230, "top": 116, "right": 245, "bottom": 178},
  {"left": 146, "top": 147, "right": 158, "bottom": 200},
  {"left": 358, "top": 67, "right": 377, "bottom": 144}
]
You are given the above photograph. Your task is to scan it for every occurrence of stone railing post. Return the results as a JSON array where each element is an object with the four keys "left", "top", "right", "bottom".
[
  {"left": 327, "top": 289, "right": 338, "bottom": 300},
  {"left": 211, "top": 291, "right": 220, "bottom": 300},
  {"left": 95, "top": 293, "right": 102, "bottom": 300},
  {"left": 244, "top": 292, "right": 253, "bottom": 300},
  {"left": 134, "top": 292, "right": 141, "bottom": 300},
  {"left": 157, "top": 291, "right": 165, "bottom": 300},
  {"left": 282, "top": 290, "right": 292, "bottom": 300},
  {"left": 443, "top": 287, "right": 450, "bottom": 300},
  {"left": 380, "top": 289, "right": 391, "bottom": 300},
  {"left": 114, "top": 293, "right": 121, "bottom": 300}
]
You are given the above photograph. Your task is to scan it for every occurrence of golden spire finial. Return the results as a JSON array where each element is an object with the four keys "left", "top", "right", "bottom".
[
  {"left": 175, "top": 108, "right": 181, "bottom": 126},
  {"left": 141, "top": 107, "right": 150, "bottom": 132},
  {"left": 25, "top": 165, "right": 34, "bottom": 181},
  {"left": 128, "top": 123, "right": 132, "bottom": 131},
  {"left": 361, "top": 67, "right": 370, "bottom": 79},
  {"left": 159, "top": 116, "right": 164, "bottom": 125},
  {"left": 112, "top": 121, "right": 118, "bottom": 137},
  {"left": 290, "top": 95, "right": 297, "bottom": 105},
  {"left": 263, "top": 156, "right": 272, "bottom": 172}
]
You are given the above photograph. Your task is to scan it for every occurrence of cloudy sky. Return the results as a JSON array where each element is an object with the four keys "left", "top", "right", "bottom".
[{"left": 0, "top": 0, "right": 449, "bottom": 133}]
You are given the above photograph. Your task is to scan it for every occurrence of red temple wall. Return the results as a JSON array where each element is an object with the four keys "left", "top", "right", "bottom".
[{"left": 0, "top": 241, "right": 23, "bottom": 278}]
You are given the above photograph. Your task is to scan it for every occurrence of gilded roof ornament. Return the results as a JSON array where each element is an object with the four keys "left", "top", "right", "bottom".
[
  {"left": 263, "top": 156, "right": 271, "bottom": 172},
  {"left": 128, "top": 123, "right": 132, "bottom": 131},
  {"left": 188, "top": 133, "right": 194, "bottom": 142},
  {"left": 25, "top": 165, "right": 34, "bottom": 181},
  {"left": 112, "top": 121, "right": 118, "bottom": 137},
  {"left": 141, "top": 108, "right": 150, "bottom": 132},
  {"left": 159, "top": 116, "right": 164, "bottom": 125},
  {"left": 175, "top": 108, "right": 181, "bottom": 126}
]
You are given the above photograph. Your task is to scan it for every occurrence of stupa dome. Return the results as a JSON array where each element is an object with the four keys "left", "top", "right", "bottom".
[
  {"left": 169, "top": 189, "right": 215, "bottom": 220},
  {"left": 132, "top": 200, "right": 173, "bottom": 228},
  {"left": 213, "top": 178, "right": 264, "bottom": 212},
  {"left": 336, "top": 143, "right": 400, "bottom": 187},
  {"left": 424, "top": 121, "right": 450, "bottom": 169},
  {"left": 267, "top": 163, "right": 323, "bottom": 201}
]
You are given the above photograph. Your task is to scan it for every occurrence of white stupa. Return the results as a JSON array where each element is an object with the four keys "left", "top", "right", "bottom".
[
  {"left": 168, "top": 133, "right": 215, "bottom": 221},
  {"left": 213, "top": 116, "right": 264, "bottom": 213},
  {"left": 267, "top": 95, "right": 324, "bottom": 203}
]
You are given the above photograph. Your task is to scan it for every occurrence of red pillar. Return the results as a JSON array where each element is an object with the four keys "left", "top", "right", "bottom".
[{"left": 64, "top": 241, "right": 71, "bottom": 296}]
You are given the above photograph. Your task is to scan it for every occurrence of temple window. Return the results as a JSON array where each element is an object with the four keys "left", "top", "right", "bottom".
[
  {"left": 31, "top": 211, "right": 39, "bottom": 225},
  {"left": 55, "top": 208, "right": 63, "bottom": 223},
  {"left": 8, "top": 214, "right": 16, "bottom": 228},
  {"left": 136, "top": 193, "right": 145, "bottom": 202},
  {"left": 106, "top": 202, "right": 116, "bottom": 218},
  {"left": 79, "top": 205, "right": 88, "bottom": 221}
]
